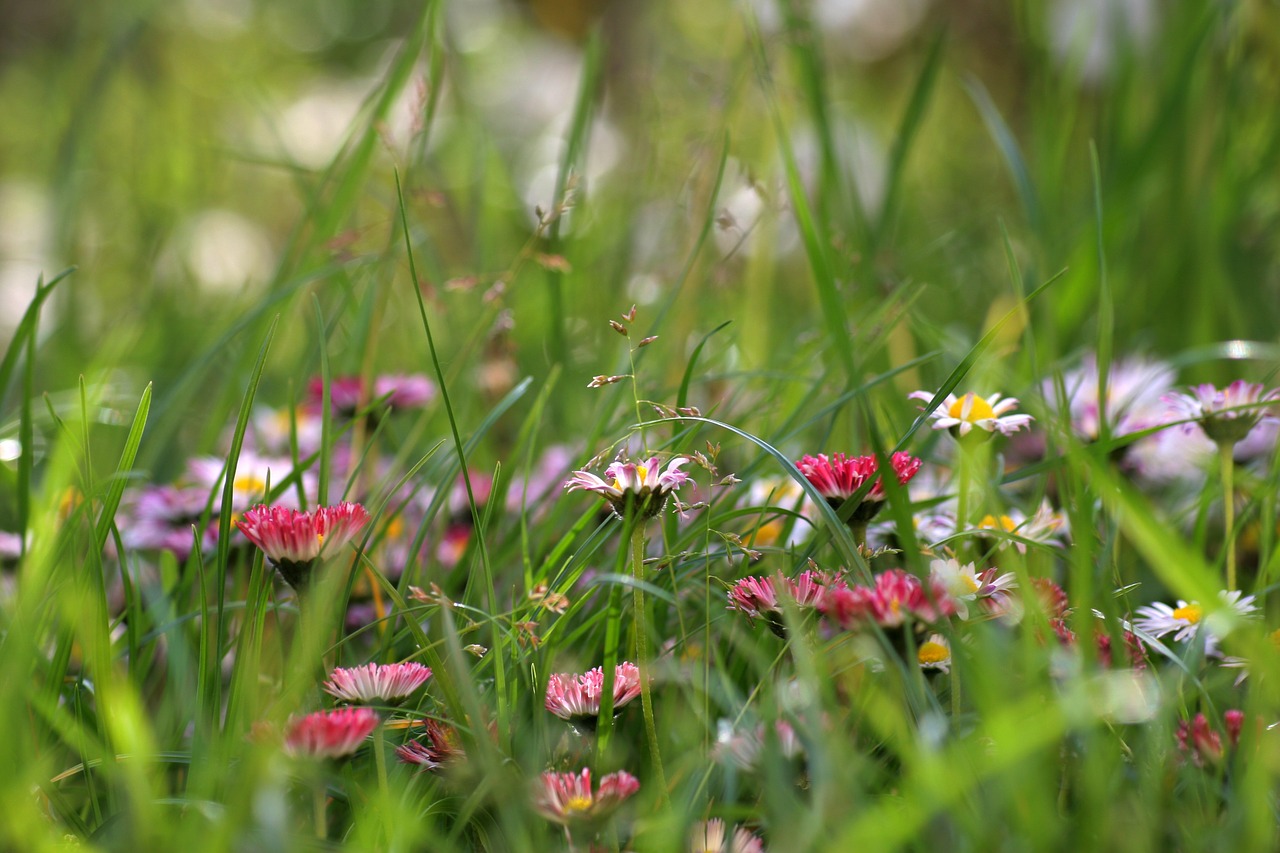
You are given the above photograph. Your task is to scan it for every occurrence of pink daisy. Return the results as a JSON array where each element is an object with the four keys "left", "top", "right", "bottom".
[
  {"left": 323, "top": 661, "right": 432, "bottom": 704},
  {"left": 236, "top": 502, "right": 370, "bottom": 590},
  {"left": 795, "top": 452, "right": 921, "bottom": 521},
  {"left": 565, "top": 455, "right": 690, "bottom": 519},
  {"left": 819, "top": 568, "right": 956, "bottom": 631},
  {"left": 283, "top": 707, "right": 380, "bottom": 759},
  {"left": 533, "top": 768, "right": 640, "bottom": 825},
  {"left": 1164, "top": 380, "right": 1279, "bottom": 446},
  {"left": 545, "top": 663, "right": 643, "bottom": 727},
  {"left": 727, "top": 570, "right": 836, "bottom": 637}
]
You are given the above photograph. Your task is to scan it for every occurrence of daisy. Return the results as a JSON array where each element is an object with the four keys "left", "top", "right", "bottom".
[
  {"left": 236, "top": 502, "right": 370, "bottom": 590},
  {"left": 908, "top": 390, "right": 1034, "bottom": 439},
  {"left": 973, "top": 501, "right": 1070, "bottom": 553},
  {"left": 713, "top": 719, "right": 803, "bottom": 769},
  {"left": 819, "top": 568, "right": 957, "bottom": 631},
  {"left": 928, "top": 558, "right": 1017, "bottom": 620},
  {"left": 533, "top": 768, "right": 640, "bottom": 825},
  {"left": 323, "top": 661, "right": 432, "bottom": 704},
  {"left": 564, "top": 455, "right": 690, "bottom": 519},
  {"left": 795, "top": 452, "right": 922, "bottom": 522},
  {"left": 544, "top": 663, "right": 643, "bottom": 727},
  {"left": 283, "top": 707, "right": 380, "bottom": 759},
  {"left": 1164, "top": 380, "right": 1279, "bottom": 447},
  {"left": 917, "top": 633, "right": 952, "bottom": 673},
  {"left": 690, "top": 819, "right": 767, "bottom": 853},
  {"left": 726, "top": 569, "right": 835, "bottom": 636},
  {"left": 1045, "top": 354, "right": 1174, "bottom": 440},
  {"left": 1132, "top": 590, "right": 1257, "bottom": 657}
]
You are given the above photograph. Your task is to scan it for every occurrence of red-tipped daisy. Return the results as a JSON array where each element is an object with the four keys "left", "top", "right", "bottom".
[
  {"left": 819, "top": 568, "right": 957, "bottom": 631},
  {"left": 564, "top": 455, "right": 690, "bottom": 519},
  {"left": 236, "top": 502, "right": 370, "bottom": 590},
  {"left": 283, "top": 707, "right": 380, "bottom": 759},
  {"left": 908, "top": 390, "right": 1034, "bottom": 439},
  {"left": 323, "top": 661, "right": 432, "bottom": 705},
  {"left": 545, "top": 663, "right": 643, "bottom": 728},
  {"left": 533, "top": 768, "right": 640, "bottom": 825},
  {"left": 1164, "top": 380, "right": 1279, "bottom": 446},
  {"left": 795, "top": 452, "right": 922, "bottom": 521},
  {"left": 726, "top": 569, "right": 835, "bottom": 637}
]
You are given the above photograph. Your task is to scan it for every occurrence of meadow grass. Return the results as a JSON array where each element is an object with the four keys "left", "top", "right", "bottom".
[{"left": 2, "top": 0, "right": 1280, "bottom": 850}]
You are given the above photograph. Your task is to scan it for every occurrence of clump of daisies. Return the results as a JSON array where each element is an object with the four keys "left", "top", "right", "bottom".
[{"left": 545, "top": 663, "right": 644, "bottom": 731}]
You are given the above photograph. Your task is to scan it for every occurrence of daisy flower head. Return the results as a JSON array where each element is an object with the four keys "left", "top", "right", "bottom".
[
  {"left": 1132, "top": 590, "right": 1258, "bottom": 658},
  {"left": 973, "top": 501, "right": 1070, "bottom": 553},
  {"left": 564, "top": 454, "right": 690, "bottom": 520},
  {"left": 236, "top": 502, "right": 370, "bottom": 591},
  {"left": 690, "top": 818, "right": 767, "bottom": 853},
  {"left": 928, "top": 558, "right": 1017, "bottom": 620},
  {"left": 908, "top": 390, "right": 1034, "bottom": 441},
  {"left": 533, "top": 768, "right": 640, "bottom": 825},
  {"left": 819, "top": 568, "right": 957, "bottom": 631},
  {"left": 795, "top": 452, "right": 922, "bottom": 522},
  {"left": 1046, "top": 354, "right": 1175, "bottom": 440},
  {"left": 545, "top": 663, "right": 643, "bottom": 728},
  {"left": 726, "top": 570, "right": 836, "bottom": 638},
  {"left": 917, "top": 633, "right": 952, "bottom": 673},
  {"left": 323, "top": 661, "right": 432, "bottom": 705},
  {"left": 283, "top": 707, "right": 380, "bottom": 759},
  {"left": 1164, "top": 380, "right": 1279, "bottom": 447}
]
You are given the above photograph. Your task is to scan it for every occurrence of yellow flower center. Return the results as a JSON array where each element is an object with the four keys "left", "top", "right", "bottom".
[
  {"left": 918, "top": 641, "right": 949, "bottom": 665},
  {"left": 979, "top": 514, "right": 1017, "bottom": 533},
  {"left": 386, "top": 516, "right": 405, "bottom": 539},
  {"left": 960, "top": 574, "right": 980, "bottom": 594},
  {"left": 234, "top": 475, "right": 267, "bottom": 494},
  {"left": 636, "top": 464, "right": 648, "bottom": 483},
  {"left": 316, "top": 532, "right": 326, "bottom": 546},
  {"left": 948, "top": 393, "right": 996, "bottom": 422},
  {"left": 565, "top": 795, "right": 594, "bottom": 814},
  {"left": 1172, "top": 604, "right": 1202, "bottom": 624}
]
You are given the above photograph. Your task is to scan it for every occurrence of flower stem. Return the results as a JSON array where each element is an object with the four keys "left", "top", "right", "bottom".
[
  {"left": 1220, "top": 442, "right": 1237, "bottom": 592},
  {"left": 373, "top": 725, "right": 393, "bottom": 844},
  {"left": 630, "top": 524, "right": 668, "bottom": 805},
  {"left": 313, "top": 781, "right": 327, "bottom": 840},
  {"left": 955, "top": 449, "right": 971, "bottom": 546}
]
